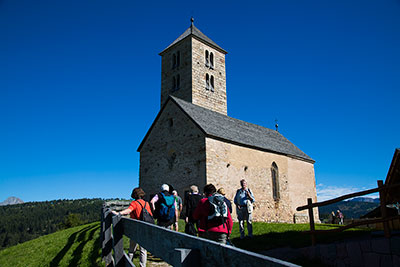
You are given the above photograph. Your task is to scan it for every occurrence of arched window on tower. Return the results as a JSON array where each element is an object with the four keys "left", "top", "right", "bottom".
[
  {"left": 172, "top": 76, "right": 176, "bottom": 91},
  {"left": 176, "top": 51, "right": 180, "bottom": 68},
  {"left": 210, "top": 52, "right": 214, "bottom": 69},
  {"left": 210, "top": 75, "right": 214, "bottom": 92},
  {"left": 205, "top": 50, "right": 209, "bottom": 67},
  {"left": 176, "top": 74, "right": 180, "bottom": 89},
  {"left": 205, "top": 73, "right": 210, "bottom": 90},
  {"left": 271, "top": 162, "right": 280, "bottom": 201},
  {"left": 172, "top": 54, "right": 177, "bottom": 69}
]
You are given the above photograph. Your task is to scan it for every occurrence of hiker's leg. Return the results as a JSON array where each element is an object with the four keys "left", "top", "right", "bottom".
[
  {"left": 247, "top": 211, "right": 253, "bottom": 237},
  {"left": 205, "top": 232, "right": 227, "bottom": 244},
  {"left": 139, "top": 246, "right": 147, "bottom": 267},
  {"left": 239, "top": 219, "right": 245, "bottom": 238},
  {"left": 129, "top": 239, "right": 138, "bottom": 260}
]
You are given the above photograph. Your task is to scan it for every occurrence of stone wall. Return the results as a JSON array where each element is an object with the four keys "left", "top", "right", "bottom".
[
  {"left": 191, "top": 38, "right": 227, "bottom": 115},
  {"left": 205, "top": 138, "right": 317, "bottom": 223},
  {"left": 287, "top": 157, "right": 319, "bottom": 222},
  {"left": 160, "top": 37, "right": 227, "bottom": 116},
  {"left": 139, "top": 101, "right": 207, "bottom": 199},
  {"left": 160, "top": 38, "right": 193, "bottom": 108}
]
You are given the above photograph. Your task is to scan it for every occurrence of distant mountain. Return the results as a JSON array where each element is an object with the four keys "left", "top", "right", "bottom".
[
  {"left": 318, "top": 200, "right": 379, "bottom": 220},
  {"left": 0, "top": 197, "right": 24, "bottom": 206},
  {"left": 348, "top": 197, "right": 380, "bottom": 203}
]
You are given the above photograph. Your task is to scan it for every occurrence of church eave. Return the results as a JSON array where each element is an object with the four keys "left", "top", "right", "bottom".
[
  {"left": 137, "top": 98, "right": 172, "bottom": 152},
  {"left": 136, "top": 97, "right": 207, "bottom": 152},
  {"left": 169, "top": 96, "right": 314, "bottom": 164},
  {"left": 159, "top": 34, "right": 228, "bottom": 56},
  {"left": 205, "top": 134, "right": 316, "bottom": 164}
]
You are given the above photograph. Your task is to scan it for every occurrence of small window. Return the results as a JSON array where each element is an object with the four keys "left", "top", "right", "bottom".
[
  {"left": 271, "top": 162, "right": 280, "bottom": 201},
  {"left": 172, "top": 54, "right": 177, "bottom": 69},
  {"left": 210, "top": 75, "right": 214, "bottom": 92},
  {"left": 177, "top": 51, "right": 180, "bottom": 68},
  {"left": 172, "top": 75, "right": 180, "bottom": 91},
  {"left": 210, "top": 52, "right": 214, "bottom": 69},
  {"left": 205, "top": 73, "right": 210, "bottom": 90},
  {"left": 172, "top": 76, "right": 176, "bottom": 90},
  {"left": 205, "top": 50, "right": 209, "bottom": 67}
]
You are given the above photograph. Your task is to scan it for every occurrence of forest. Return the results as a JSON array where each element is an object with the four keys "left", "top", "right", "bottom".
[{"left": 0, "top": 198, "right": 104, "bottom": 249}]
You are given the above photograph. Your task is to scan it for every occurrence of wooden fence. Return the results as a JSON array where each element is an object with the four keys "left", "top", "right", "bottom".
[
  {"left": 296, "top": 180, "right": 400, "bottom": 246},
  {"left": 100, "top": 205, "right": 299, "bottom": 267}
]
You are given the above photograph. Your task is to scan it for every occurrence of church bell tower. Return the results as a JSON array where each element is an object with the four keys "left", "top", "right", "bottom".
[{"left": 159, "top": 19, "right": 228, "bottom": 115}]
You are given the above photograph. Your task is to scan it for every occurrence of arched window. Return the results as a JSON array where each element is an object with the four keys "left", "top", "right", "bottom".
[
  {"left": 210, "top": 75, "right": 214, "bottom": 92},
  {"left": 172, "top": 54, "right": 177, "bottom": 69},
  {"left": 176, "top": 74, "right": 180, "bottom": 89},
  {"left": 205, "top": 50, "right": 209, "bottom": 67},
  {"left": 172, "top": 76, "right": 176, "bottom": 90},
  {"left": 210, "top": 52, "right": 214, "bottom": 69},
  {"left": 176, "top": 51, "right": 180, "bottom": 68},
  {"left": 271, "top": 162, "right": 280, "bottom": 201},
  {"left": 205, "top": 73, "right": 210, "bottom": 90}
]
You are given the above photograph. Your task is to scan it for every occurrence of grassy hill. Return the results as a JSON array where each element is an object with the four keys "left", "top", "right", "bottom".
[
  {"left": 0, "top": 222, "right": 102, "bottom": 267},
  {"left": 0, "top": 198, "right": 104, "bottom": 249}
]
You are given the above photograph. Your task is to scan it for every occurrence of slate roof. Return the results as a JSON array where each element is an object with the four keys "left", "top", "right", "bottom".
[
  {"left": 138, "top": 96, "right": 314, "bottom": 163},
  {"left": 159, "top": 21, "right": 227, "bottom": 55}
]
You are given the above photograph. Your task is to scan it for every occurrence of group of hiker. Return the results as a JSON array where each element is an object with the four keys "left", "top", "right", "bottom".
[{"left": 112, "top": 179, "right": 255, "bottom": 266}]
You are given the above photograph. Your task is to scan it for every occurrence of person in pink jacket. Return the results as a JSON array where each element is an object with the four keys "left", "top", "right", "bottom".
[{"left": 193, "top": 184, "right": 233, "bottom": 244}]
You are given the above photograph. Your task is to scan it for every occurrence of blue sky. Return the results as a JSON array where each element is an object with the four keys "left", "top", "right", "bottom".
[{"left": 1, "top": 0, "right": 399, "bottom": 202}]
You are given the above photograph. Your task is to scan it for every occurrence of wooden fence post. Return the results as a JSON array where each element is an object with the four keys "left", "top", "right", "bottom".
[
  {"left": 307, "top": 198, "right": 316, "bottom": 246},
  {"left": 112, "top": 214, "right": 125, "bottom": 267},
  {"left": 102, "top": 208, "right": 114, "bottom": 267},
  {"left": 378, "top": 180, "right": 391, "bottom": 238}
]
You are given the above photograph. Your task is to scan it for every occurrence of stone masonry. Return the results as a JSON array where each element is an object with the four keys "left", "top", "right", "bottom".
[
  {"left": 160, "top": 26, "right": 227, "bottom": 115},
  {"left": 139, "top": 101, "right": 207, "bottom": 197},
  {"left": 205, "top": 138, "right": 318, "bottom": 222}
]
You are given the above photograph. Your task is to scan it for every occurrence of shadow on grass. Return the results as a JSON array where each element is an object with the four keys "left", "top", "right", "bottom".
[
  {"left": 69, "top": 224, "right": 98, "bottom": 266},
  {"left": 49, "top": 225, "right": 93, "bottom": 267},
  {"left": 89, "top": 225, "right": 102, "bottom": 266},
  {"left": 231, "top": 228, "right": 372, "bottom": 252}
]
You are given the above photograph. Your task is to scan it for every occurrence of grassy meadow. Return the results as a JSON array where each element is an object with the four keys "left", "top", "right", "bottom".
[{"left": 0, "top": 220, "right": 372, "bottom": 267}]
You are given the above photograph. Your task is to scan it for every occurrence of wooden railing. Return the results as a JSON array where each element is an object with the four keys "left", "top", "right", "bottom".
[
  {"left": 100, "top": 205, "right": 299, "bottom": 267},
  {"left": 297, "top": 180, "right": 400, "bottom": 246}
]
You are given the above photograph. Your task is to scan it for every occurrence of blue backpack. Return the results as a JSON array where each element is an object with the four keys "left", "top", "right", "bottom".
[{"left": 158, "top": 192, "right": 175, "bottom": 221}]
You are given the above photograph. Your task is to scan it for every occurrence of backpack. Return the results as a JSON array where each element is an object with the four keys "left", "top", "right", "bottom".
[
  {"left": 158, "top": 192, "right": 175, "bottom": 221},
  {"left": 137, "top": 200, "right": 155, "bottom": 224},
  {"left": 207, "top": 193, "right": 228, "bottom": 226}
]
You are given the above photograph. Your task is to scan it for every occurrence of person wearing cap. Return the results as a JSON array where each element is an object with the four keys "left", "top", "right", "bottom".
[
  {"left": 184, "top": 185, "right": 203, "bottom": 235},
  {"left": 217, "top": 187, "right": 232, "bottom": 214},
  {"left": 150, "top": 184, "right": 177, "bottom": 228}
]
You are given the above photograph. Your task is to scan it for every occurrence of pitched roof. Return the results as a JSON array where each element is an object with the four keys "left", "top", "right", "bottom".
[
  {"left": 159, "top": 21, "right": 227, "bottom": 55},
  {"left": 138, "top": 96, "right": 314, "bottom": 163}
]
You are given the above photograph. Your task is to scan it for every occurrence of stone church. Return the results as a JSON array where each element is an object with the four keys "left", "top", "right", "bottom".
[{"left": 138, "top": 20, "right": 318, "bottom": 223}]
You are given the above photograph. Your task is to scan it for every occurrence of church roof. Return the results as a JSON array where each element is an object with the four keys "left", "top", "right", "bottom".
[
  {"left": 171, "top": 97, "right": 314, "bottom": 163},
  {"left": 138, "top": 96, "right": 314, "bottom": 163},
  {"left": 159, "top": 20, "right": 227, "bottom": 55}
]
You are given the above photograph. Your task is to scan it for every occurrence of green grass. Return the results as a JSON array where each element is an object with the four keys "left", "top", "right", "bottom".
[
  {"left": 230, "top": 222, "right": 372, "bottom": 252},
  {"left": 0, "top": 220, "right": 373, "bottom": 267},
  {"left": 0, "top": 222, "right": 102, "bottom": 267}
]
